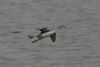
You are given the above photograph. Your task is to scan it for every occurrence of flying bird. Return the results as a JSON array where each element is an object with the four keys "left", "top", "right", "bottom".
[{"left": 28, "top": 25, "right": 66, "bottom": 43}]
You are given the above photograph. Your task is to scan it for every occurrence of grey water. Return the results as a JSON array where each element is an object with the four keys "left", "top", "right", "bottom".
[{"left": 0, "top": 0, "right": 100, "bottom": 67}]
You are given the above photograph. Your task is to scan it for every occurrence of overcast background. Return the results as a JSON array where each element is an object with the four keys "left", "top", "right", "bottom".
[{"left": 0, "top": 0, "right": 100, "bottom": 67}]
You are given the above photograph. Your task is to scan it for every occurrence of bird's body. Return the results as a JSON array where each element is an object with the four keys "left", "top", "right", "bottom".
[
  {"left": 28, "top": 25, "right": 65, "bottom": 43},
  {"left": 30, "top": 30, "right": 56, "bottom": 43}
]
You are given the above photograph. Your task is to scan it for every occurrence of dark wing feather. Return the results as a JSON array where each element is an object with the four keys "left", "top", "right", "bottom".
[{"left": 50, "top": 33, "right": 56, "bottom": 42}]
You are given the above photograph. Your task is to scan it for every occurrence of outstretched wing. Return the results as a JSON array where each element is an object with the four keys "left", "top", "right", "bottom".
[{"left": 50, "top": 33, "right": 56, "bottom": 42}]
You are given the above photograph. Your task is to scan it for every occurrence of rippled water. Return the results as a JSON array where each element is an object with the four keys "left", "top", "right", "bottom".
[{"left": 0, "top": 0, "right": 100, "bottom": 67}]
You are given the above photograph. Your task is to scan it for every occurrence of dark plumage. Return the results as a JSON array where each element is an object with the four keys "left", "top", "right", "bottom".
[{"left": 36, "top": 27, "right": 50, "bottom": 34}]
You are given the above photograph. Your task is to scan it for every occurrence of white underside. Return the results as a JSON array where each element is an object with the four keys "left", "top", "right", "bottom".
[
  {"left": 31, "top": 30, "right": 56, "bottom": 43},
  {"left": 41, "top": 30, "right": 56, "bottom": 37}
]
